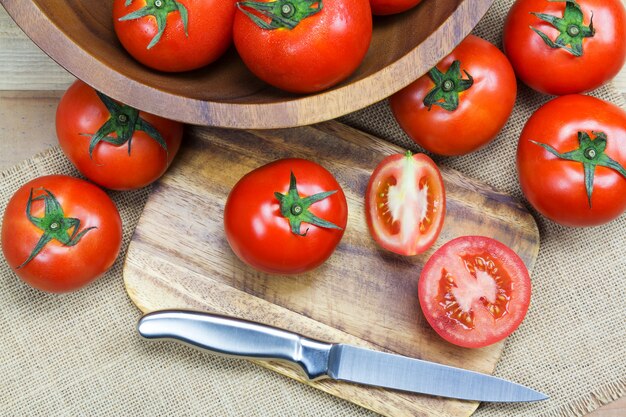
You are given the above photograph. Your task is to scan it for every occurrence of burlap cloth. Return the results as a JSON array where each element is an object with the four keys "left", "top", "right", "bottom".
[{"left": 1, "top": 1, "right": 624, "bottom": 416}]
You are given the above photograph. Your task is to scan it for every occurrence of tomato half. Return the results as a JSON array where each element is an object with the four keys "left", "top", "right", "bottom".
[
  {"left": 369, "top": 0, "right": 422, "bottom": 15},
  {"left": 390, "top": 35, "right": 517, "bottom": 156},
  {"left": 503, "top": 0, "right": 626, "bottom": 95},
  {"left": 113, "top": 0, "right": 236, "bottom": 72},
  {"left": 233, "top": 0, "right": 372, "bottom": 93},
  {"left": 365, "top": 151, "right": 445, "bottom": 256},
  {"left": 418, "top": 236, "right": 531, "bottom": 348},
  {"left": 56, "top": 80, "right": 183, "bottom": 191},
  {"left": 517, "top": 95, "right": 626, "bottom": 227},
  {"left": 224, "top": 158, "right": 348, "bottom": 274},
  {"left": 1, "top": 175, "right": 122, "bottom": 293}
]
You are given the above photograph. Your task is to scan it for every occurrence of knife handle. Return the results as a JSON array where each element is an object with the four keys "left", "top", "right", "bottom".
[{"left": 138, "top": 310, "right": 333, "bottom": 380}]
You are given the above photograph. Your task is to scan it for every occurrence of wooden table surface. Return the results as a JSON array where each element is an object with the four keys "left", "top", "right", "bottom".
[{"left": 1, "top": 5, "right": 625, "bottom": 417}]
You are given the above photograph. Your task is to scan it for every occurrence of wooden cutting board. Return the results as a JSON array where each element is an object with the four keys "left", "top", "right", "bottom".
[{"left": 123, "top": 122, "right": 540, "bottom": 417}]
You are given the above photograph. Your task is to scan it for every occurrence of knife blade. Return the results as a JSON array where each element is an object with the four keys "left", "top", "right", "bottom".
[{"left": 137, "top": 310, "right": 547, "bottom": 403}]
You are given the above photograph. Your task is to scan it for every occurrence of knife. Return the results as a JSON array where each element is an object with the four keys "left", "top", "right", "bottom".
[{"left": 137, "top": 310, "right": 547, "bottom": 403}]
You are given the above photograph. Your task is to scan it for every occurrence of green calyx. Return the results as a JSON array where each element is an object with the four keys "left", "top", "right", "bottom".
[
  {"left": 424, "top": 60, "right": 474, "bottom": 112},
  {"left": 119, "top": 0, "right": 189, "bottom": 49},
  {"left": 237, "top": 0, "right": 322, "bottom": 30},
  {"left": 531, "top": 131, "right": 626, "bottom": 208},
  {"left": 274, "top": 171, "right": 342, "bottom": 236},
  {"left": 81, "top": 91, "right": 167, "bottom": 160},
  {"left": 17, "top": 188, "right": 97, "bottom": 269},
  {"left": 530, "top": 0, "right": 595, "bottom": 57}
]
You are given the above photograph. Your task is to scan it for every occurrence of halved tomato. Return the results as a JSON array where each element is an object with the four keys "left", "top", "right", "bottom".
[
  {"left": 418, "top": 236, "right": 531, "bottom": 348},
  {"left": 365, "top": 151, "right": 445, "bottom": 256}
]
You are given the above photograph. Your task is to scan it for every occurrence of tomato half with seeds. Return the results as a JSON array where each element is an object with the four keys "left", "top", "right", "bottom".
[
  {"left": 233, "top": 0, "right": 372, "bottom": 93},
  {"left": 369, "top": 0, "right": 422, "bottom": 15},
  {"left": 418, "top": 236, "right": 531, "bottom": 348},
  {"left": 390, "top": 35, "right": 517, "bottom": 156},
  {"left": 224, "top": 158, "right": 348, "bottom": 274},
  {"left": 503, "top": 0, "right": 626, "bottom": 95},
  {"left": 365, "top": 151, "right": 445, "bottom": 256},
  {"left": 113, "top": 0, "right": 236, "bottom": 72},
  {"left": 1, "top": 175, "right": 122, "bottom": 293},
  {"left": 56, "top": 80, "right": 183, "bottom": 191}
]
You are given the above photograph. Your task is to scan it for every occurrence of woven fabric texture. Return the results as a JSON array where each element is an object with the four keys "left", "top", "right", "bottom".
[{"left": 1, "top": 0, "right": 625, "bottom": 416}]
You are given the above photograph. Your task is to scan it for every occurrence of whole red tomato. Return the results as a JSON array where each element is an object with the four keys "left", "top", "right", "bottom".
[
  {"left": 419, "top": 236, "right": 531, "bottom": 348},
  {"left": 390, "top": 35, "right": 517, "bottom": 156},
  {"left": 56, "top": 80, "right": 183, "bottom": 191},
  {"left": 365, "top": 151, "right": 445, "bottom": 256},
  {"left": 233, "top": 0, "right": 372, "bottom": 93},
  {"left": 224, "top": 159, "right": 348, "bottom": 274},
  {"left": 113, "top": 0, "right": 236, "bottom": 72},
  {"left": 369, "top": 0, "right": 422, "bottom": 15},
  {"left": 1, "top": 175, "right": 122, "bottom": 293},
  {"left": 517, "top": 95, "right": 626, "bottom": 227},
  {"left": 503, "top": 0, "right": 626, "bottom": 95}
]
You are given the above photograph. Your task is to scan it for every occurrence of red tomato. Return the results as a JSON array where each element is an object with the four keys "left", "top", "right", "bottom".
[
  {"left": 224, "top": 159, "right": 348, "bottom": 274},
  {"left": 112, "top": 0, "right": 236, "bottom": 72},
  {"left": 365, "top": 151, "right": 445, "bottom": 256},
  {"left": 233, "top": 0, "right": 372, "bottom": 93},
  {"left": 390, "top": 35, "right": 517, "bottom": 156},
  {"left": 369, "top": 0, "right": 422, "bottom": 15},
  {"left": 419, "top": 236, "right": 531, "bottom": 348},
  {"left": 517, "top": 95, "right": 626, "bottom": 227},
  {"left": 56, "top": 80, "right": 183, "bottom": 191},
  {"left": 1, "top": 175, "right": 122, "bottom": 293},
  {"left": 503, "top": 0, "right": 626, "bottom": 95}
]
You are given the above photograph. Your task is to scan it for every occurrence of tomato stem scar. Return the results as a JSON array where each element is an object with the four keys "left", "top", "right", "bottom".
[
  {"left": 424, "top": 60, "right": 473, "bottom": 112},
  {"left": 237, "top": 0, "right": 322, "bottom": 30},
  {"left": 274, "top": 171, "right": 343, "bottom": 236},
  {"left": 80, "top": 90, "right": 167, "bottom": 159},
  {"left": 119, "top": 0, "right": 189, "bottom": 49},
  {"left": 17, "top": 188, "right": 97, "bottom": 269},
  {"left": 531, "top": 131, "right": 626, "bottom": 208},
  {"left": 529, "top": 0, "right": 595, "bottom": 57}
]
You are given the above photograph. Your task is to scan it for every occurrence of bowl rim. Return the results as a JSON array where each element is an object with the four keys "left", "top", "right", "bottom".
[{"left": 1, "top": 0, "right": 494, "bottom": 129}]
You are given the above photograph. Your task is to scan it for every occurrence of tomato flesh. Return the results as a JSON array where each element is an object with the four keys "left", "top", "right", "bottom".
[
  {"left": 366, "top": 152, "right": 445, "bottom": 256},
  {"left": 419, "top": 236, "right": 531, "bottom": 348}
]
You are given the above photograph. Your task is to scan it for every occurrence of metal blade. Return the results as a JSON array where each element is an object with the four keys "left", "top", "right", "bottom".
[{"left": 327, "top": 345, "right": 547, "bottom": 402}]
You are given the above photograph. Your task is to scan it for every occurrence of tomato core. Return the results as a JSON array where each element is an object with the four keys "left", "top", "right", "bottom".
[
  {"left": 419, "top": 236, "right": 531, "bottom": 348},
  {"left": 438, "top": 252, "right": 513, "bottom": 332}
]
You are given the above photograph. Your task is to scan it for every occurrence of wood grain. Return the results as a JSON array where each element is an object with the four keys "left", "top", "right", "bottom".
[
  {"left": 123, "top": 122, "right": 540, "bottom": 417},
  {"left": 0, "top": 0, "right": 494, "bottom": 128},
  {"left": 0, "top": 91, "right": 63, "bottom": 168}
]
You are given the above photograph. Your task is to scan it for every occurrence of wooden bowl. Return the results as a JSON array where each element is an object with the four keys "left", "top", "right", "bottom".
[{"left": 1, "top": 0, "right": 493, "bottom": 128}]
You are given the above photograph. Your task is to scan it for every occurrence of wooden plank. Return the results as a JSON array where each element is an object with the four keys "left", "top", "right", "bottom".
[
  {"left": 123, "top": 121, "right": 540, "bottom": 417},
  {"left": 0, "top": 9, "right": 74, "bottom": 90},
  {"left": 0, "top": 90, "right": 63, "bottom": 169}
]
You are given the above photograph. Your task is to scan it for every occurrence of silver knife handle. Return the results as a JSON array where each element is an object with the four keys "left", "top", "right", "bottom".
[{"left": 138, "top": 310, "right": 333, "bottom": 380}]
